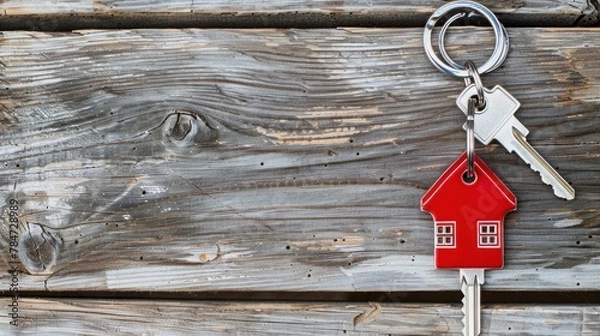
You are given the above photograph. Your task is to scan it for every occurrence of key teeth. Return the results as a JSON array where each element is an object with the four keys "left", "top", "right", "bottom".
[
  {"left": 510, "top": 126, "right": 575, "bottom": 200},
  {"left": 526, "top": 160, "right": 575, "bottom": 200},
  {"left": 461, "top": 281, "right": 469, "bottom": 336},
  {"left": 548, "top": 180, "right": 575, "bottom": 201}
]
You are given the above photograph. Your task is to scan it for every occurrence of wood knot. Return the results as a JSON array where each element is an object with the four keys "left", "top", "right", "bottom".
[
  {"left": 198, "top": 245, "right": 220, "bottom": 264},
  {"left": 162, "top": 110, "right": 217, "bottom": 149},
  {"left": 18, "top": 222, "right": 62, "bottom": 275}
]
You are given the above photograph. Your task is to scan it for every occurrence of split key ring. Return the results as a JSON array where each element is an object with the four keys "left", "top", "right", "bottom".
[{"left": 423, "top": 0, "right": 509, "bottom": 78}]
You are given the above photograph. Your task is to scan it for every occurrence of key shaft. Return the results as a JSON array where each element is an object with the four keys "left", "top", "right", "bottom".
[
  {"left": 460, "top": 269, "right": 484, "bottom": 336},
  {"left": 496, "top": 125, "right": 575, "bottom": 200}
]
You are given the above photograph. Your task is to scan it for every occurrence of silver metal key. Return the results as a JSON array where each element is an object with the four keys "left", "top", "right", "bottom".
[
  {"left": 460, "top": 269, "right": 484, "bottom": 336},
  {"left": 457, "top": 84, "right": 575, "bottom": 200}
]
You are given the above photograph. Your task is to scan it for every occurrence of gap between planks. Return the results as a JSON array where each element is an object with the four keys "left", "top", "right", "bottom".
[
  {"left": 0, "top": 0, "right": 597, "bottom": 30},
  {"left": 4, "top": 290, "right": 599, "bottom": 304}
]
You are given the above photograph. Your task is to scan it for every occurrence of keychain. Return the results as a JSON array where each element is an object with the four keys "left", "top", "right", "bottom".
[
  {"left": 423, "top": 0, "right": 574, "bottom": 201},
  {"left": 420, "top": 1, "right": 574, "bottom": 335}
]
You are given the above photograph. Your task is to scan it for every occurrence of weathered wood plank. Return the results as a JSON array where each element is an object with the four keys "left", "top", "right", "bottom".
[
  {"left": 0, "top": 0, "right": 597, "bottom": 29},
  {"left": 0, "top": 28, "right": 598, "bottom": 293},
  {"left": 0, "top": 298, "right": 598, "bottom": 335}
]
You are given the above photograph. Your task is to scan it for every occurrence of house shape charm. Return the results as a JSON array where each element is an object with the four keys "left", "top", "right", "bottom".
[{"left": 421, "top": 152, "right": 516, "bottom": 269}]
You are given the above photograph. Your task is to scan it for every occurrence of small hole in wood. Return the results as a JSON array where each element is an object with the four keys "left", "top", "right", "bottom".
[
  {"left": 576, "top": 241, "right": 581, "bottom": 245},
  {"left": 74, "top": 240, "right": 79, "bottom": 245},
  {"left": 286, "top": 245, "right": 290, "bottom": 250}
]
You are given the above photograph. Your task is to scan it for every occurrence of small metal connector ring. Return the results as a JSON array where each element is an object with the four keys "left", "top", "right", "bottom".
[
  {"left": 466, "top": 97, "right": 477, "bottom": 182},
  {"left": 464, "top": 60, "right": 486, "bottom": 109}
]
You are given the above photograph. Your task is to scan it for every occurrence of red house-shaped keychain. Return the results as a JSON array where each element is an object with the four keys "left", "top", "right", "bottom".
[{"left": 421, "top": 152, "right": 516, "bottom": 269}]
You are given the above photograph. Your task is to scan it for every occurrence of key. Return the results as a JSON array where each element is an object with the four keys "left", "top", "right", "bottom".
[
  {"left": 460, "top": 269, "right": 484, "bottom": 336},
  {"left": 422, "top": 152, "right": 517, "bottom": 336},
  {"left": 456, "top": 84, "right": 575, "bottom": 200}
]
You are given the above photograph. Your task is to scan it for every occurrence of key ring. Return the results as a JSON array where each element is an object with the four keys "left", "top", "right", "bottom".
[
  {"left": 437, "top": 11, "right": 509, "bottom": 76},
  {"left": 423, "top": 0, "right": 509, "bottom": 78}
]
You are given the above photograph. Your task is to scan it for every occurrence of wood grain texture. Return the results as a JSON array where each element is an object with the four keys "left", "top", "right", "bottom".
[
  {"left": 0, "top": 0, "right": 597, "bottom": 29},
  {"left": 0, "top": 28, "right": 598, "bottom": 293},
  {"left": 0, "top": 298, "right": 598, "bottom": 335}
]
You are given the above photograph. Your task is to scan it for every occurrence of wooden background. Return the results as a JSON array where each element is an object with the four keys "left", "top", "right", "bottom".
[{"left": 0, "top": 1, "right": 599, "bottom": 335}]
